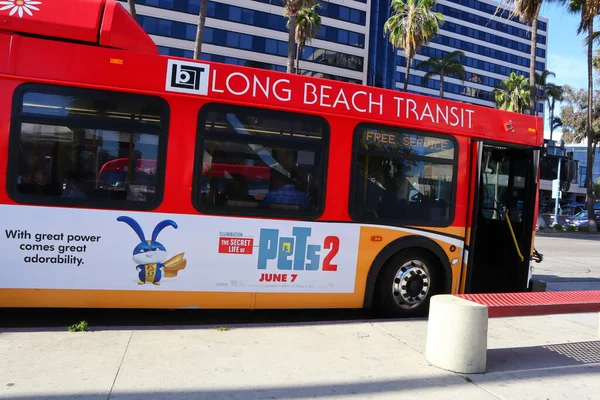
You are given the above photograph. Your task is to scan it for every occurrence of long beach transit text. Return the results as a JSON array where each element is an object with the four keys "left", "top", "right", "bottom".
[{"left": 209, "top": 69, "right": 475, "bottom": 129}]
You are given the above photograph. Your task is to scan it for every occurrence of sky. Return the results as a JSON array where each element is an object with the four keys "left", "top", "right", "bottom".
[{"left": 539, "top": 2, "right": 591, "bottom": 141}]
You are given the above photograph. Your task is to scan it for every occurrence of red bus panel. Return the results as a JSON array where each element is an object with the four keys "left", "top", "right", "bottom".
[
  {"left": 0, "top": 0, "right": 104, "bottom": 43},
  {"left": 0, "top": 33, "right": 9, "bottom": 74},
  {"left": 99, "top": 0, "right": 157, "bottom": 54},
  {"left": 0, "top": 0, "right": 156, "bottom": 54}
]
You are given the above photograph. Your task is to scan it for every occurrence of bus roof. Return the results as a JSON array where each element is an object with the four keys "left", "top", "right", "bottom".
[
  {"left": 0, "top": 0, "right": 157, "bottom": 54},
  {"left": 0, "top": 0, "right": 544, "bottom": 146}
]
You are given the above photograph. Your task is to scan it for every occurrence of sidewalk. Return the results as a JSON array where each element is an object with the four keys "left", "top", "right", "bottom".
[{"left": 1, "top": 312, "right": 599, "bottom": 399}]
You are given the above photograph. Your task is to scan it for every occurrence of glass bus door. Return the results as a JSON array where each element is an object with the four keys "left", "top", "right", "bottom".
[{"left": 465, "top": 141, "right": 540, "bottom": 294}]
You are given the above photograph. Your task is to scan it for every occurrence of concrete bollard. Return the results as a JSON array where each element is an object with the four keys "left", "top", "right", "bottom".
[{"left": 425, "top": 295, "right": 489, "bottom": 374}]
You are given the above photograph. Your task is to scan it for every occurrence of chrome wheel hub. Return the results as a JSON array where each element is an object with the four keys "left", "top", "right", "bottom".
[{"left": 392, "top": 260, "right": 430, "bottom": 309}]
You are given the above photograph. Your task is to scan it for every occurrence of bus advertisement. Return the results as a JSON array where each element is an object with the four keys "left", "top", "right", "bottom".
[{"left": 0, "top": 0, "right": 546, "bottom": 317}]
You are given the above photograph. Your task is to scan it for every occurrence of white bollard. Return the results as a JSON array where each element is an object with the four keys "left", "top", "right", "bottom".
[{"left": 425, "top": 295, "right": 489, "bottom": 374}]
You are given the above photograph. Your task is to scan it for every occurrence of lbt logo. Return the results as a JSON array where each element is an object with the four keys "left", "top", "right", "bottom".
[
  {"left": 165, "top": 59, "right": 210, "bottom": 96},
  {"left": 257, "top": 227, "right": 340, "bottom": 271}
]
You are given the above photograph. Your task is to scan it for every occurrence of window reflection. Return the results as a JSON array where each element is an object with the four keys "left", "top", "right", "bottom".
[
  {"left": 13, "top": 88, "right": 166, "bottom": 207},
  {"left": 16, "top": 125, "right": 159, "bottom": 203},
  {"left": 196, "top": 106, "right": 327, "bottom": 216},
  {"left": 352, "top": 126, "right": 456, "bottom": 226},
  {"left": 200, "top": 142, "right": 319, "bottom": 212}
]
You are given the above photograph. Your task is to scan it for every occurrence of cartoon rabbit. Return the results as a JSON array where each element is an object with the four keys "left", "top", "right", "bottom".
[{"left": 117, "top": 216, "right": 184, "bottom": 285}]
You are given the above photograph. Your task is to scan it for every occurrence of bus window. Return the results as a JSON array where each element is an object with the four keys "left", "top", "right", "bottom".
[
  {"left": 8, "top": 84, "right": 168, "bottom": 209},
  {"left": 194, "top": 104, "right": 328, "bottom": 217},
  {"left": 350, "top": 124, "right": 457, "bottom": 226}
]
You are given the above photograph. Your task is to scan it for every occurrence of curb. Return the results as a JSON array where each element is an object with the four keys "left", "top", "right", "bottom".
[{"left": 535, "top": 231, "right": 600, "bottom": 239}]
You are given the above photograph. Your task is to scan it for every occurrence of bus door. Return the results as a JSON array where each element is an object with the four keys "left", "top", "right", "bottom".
[{"left": 465, "top": 141, "right": 539, "bottom": 294}]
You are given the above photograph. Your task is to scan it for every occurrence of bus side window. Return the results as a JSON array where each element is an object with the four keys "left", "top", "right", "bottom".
[
  {"left": 193, "top": 104, "right": 328, "bottom": 218},
  {"left": 8, "top": 84, "right": 169, "bottom": 210},
  {"left": 350, "top": 124, "right": 457, "bottom": 227}
]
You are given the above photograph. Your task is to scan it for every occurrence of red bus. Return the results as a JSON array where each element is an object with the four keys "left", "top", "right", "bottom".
[{"left": 0, "top": 0, "right": 545, "bottom": 317}]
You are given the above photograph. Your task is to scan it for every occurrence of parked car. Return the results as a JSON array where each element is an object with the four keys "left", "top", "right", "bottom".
[
  {"left": 544, "top": 203, "right": 584, "bottom": 226},
  {"left": 564, "top": 210, "right": 600, "bottom": 228},
  {"left": 560, "top": 204, "right": 584, "bottom": 216}
]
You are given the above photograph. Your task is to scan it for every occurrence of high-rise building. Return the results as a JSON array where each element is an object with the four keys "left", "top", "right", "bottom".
[
  {"left": 120, "top": 0, "right": 547, "bottom": 115},
  {"left": 123, "top": 0, "right": 369, "bottom": 84},
  {"left": 368, "top": 0, "right": 548, "bottom": 114}
]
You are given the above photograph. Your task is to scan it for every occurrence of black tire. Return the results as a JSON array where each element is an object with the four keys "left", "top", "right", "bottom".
[{"left": 373, "top": 249, "right": 443, "bottom": 318}]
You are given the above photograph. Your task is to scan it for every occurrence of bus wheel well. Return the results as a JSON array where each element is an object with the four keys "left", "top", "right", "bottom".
[{"left": 362, "top": 236, "right": 452, "bottom": 310}]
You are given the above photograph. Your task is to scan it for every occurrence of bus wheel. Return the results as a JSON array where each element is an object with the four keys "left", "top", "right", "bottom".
[{"left": 374, "top": 250, "right": 441, "bottom": 318}]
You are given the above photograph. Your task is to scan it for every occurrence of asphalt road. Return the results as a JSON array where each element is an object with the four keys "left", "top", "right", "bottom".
[
  {"left": 533, "top": 233, "right": 600, "bottom": 291},
  {"left": 1, "top": 234, "right": 597, "bottom": 329}
]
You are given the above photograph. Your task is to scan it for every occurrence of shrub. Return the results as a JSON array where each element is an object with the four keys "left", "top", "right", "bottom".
[
  {"left": 553, "top": 223, "right": 564, "bottom": 231},
  {"left": 580, "top": 226, "right": 590, "bottom": 232},
  {"left": 68, "top": 320, "right": 88, "bottom": 332},
  {"left": 566, "top": 225, "right": 576, "bottom": 232},
  {"left": 537, "top": 225, "right": 545, "bottom": 231}
]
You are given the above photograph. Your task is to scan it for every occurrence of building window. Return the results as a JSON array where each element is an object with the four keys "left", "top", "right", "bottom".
[
  {"left": 157, "top": 46, "right": 362, "bottom": 84},
  {"left": 8, "top": 84, "right": 169, "bottom": 209},
  {"left": 134, "top": 0, "right": 366, "bottom": 47},
  {"left": 251, "top": 0, "right": 367, "bottom": 25},
  {"left": 193, "top": 104, "right": 329, "bottom": 218},
  {"left": 138, "top": 15, "right": 365, "bottom": 72},
  {"left": 414, "top": 47, "right": 534, "bottom": 80},
  {"left": 434, "top": 4, "right": 547, "bottom": 45},
  {"left": 350, "top": 124, "right": 457, "bottom": 226}
]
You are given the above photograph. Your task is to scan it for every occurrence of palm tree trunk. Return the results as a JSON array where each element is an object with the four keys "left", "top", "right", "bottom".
[
  {"left": 193, "top": 0, "right": 209, "bottom": 59},
  {"left": 295, "top": 42, "right": 301, "bottom": 74},
  {"left": 127, "top": 0, "right": 136, "bottom": 19},
  {"left": 404, "top": 56, "right": 412, "bottom": 91},
  {"left": 287, "top": 18, "right": 296, "bottom": 73},
  {"left": 549, "top": 102, "right": 554, "bottom": 141},
  {"left": 586, "top": 22, "right": 597, "bottom": 231},
  {"left": 439, "top": 69, "right": 444, "bottom": 98},
  {"left": 529, "top": 5, "right": 540, "bottom": 115}
]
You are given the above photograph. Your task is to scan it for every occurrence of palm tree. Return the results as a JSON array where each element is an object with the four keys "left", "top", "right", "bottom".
[
  {"left": 493, "top": 72, "right": 531, "bottom": 114},
  {"left": 128, "top": 0, "right": 136, "bottom": 20},
  {"left": 593, "top": 46, "right": 600, "bottom": 70},
  {"left": 551, "top": 116, "right": 563, "bottom": 135},
  {"left": 384, "top": 0, "right": 444, "bottom": 91},
  {"left": 544, "top": 82, "right": 564, "bottom": 140},
  {"left": 414, "top": 50, "right": 465, "bottom": 98},
  {"left": 533, "top": 69, "right": 555, "bottom": 115},
  {"left": 290, "top": 2, "right": 322, "bottom": 73},
  {"left": 193, "top": 0, "right": 209, "bottom": 59},
  {"left": 284, "top": 0, "right": 314, "bottom": 73},
  {"left": 565, "top": 0, "right": 600, "bottom": 231},
  {"left": 495, "top": 1, "right": 560, "bottom": 115}
]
